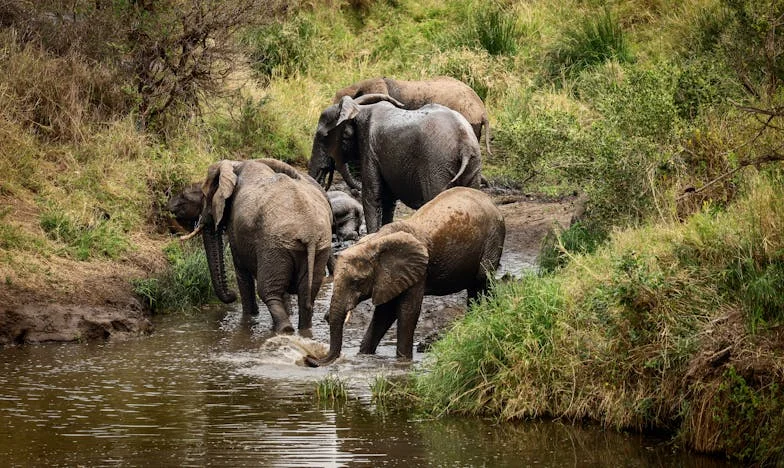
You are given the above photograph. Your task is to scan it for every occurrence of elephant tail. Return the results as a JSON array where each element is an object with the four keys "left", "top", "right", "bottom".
[
  {"left": 448, "top": 146, "right": 473, "bottom": 188},
  {"left": 482, "top": 114, "right": 492, "bottom": 156}
]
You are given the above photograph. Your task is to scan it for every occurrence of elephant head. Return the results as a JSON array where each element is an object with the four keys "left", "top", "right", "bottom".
[
  {"left": 167, "top": 182, "right": 203, "bottom": 232},
  {"left": 308, "top": 94, "right": 405, "bottom": 191},
  {"left": 305, "top": 230, "right": 428, "bottom": 367},
  {"left": 197, "top": 159, "right": 241, "bottom": 304}
]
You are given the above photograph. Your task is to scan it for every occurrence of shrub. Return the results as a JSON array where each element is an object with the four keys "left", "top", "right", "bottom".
[{"left": 243, "top": 15, "right": 315, "bottom": 85}]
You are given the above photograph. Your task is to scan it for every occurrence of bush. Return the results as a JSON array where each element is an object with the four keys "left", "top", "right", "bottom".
[
  {"left": 243, "top": 15, "right": 316, "bottom": 85},
  {"left": 413, "top": 174, "right": 784, "bottom": 462}
]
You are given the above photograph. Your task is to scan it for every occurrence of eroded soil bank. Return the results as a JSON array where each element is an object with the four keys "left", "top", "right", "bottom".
[{"left": 0, "top": 186, "right": 579, "bottom": 346}]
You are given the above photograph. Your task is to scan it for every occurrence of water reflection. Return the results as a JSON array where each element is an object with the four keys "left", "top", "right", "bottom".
[{"left": 0, "top": 306, "right": 732, "bottom": 467}]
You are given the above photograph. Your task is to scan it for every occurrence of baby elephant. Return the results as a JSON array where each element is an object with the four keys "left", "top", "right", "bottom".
[
  {"left": 327, "top": 190, "right": 364, "bottom": 241},
  {"left": 305, "top": 187, "right": 505, "bottom": 367}
]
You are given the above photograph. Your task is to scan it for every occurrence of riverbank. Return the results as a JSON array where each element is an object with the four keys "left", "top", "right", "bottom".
[{"left": 410, "top": 174, "right": 784, "bottom": 464}]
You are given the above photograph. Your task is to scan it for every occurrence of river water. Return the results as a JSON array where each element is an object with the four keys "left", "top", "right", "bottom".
[{"left": 0, "top": 289, "right": 735, "bottom": 467}]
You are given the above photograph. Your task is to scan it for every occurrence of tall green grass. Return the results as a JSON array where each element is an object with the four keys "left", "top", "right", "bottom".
[
  {"left": 545, "top": 8, "right": 632, "bottom": 79},
  {"left": 132, "top": 241, "right": 215, "bottom": 313}
]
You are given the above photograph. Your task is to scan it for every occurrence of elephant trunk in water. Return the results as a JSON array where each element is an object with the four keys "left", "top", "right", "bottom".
[
  {"left": 305, "top": 302, "right": 347, "bottom": 367},
  {"left": 202, "top": 223, "right": 237, "bottom": 304}
]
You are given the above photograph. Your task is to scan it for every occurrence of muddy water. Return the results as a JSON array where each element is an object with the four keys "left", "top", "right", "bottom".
[{"left": 1, "top": 283, "right": 733, "bottom": 467}]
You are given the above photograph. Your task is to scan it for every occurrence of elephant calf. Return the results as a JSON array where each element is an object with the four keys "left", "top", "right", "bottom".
[
  {"left": 191, "top": 159, "right": 333, "bottom": 334},
  {"left": 306, "top": 187, "right": 505, "bottom": 366},
  {"left": 327, "top": 190, "right": 364, "bottom": 242}
]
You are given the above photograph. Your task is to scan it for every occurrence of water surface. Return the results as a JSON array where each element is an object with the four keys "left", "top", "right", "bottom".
[{"left": 0, "top": 302, "right": 733, "bottom": 467}]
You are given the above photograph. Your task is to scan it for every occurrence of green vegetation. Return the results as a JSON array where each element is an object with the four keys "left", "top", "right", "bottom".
[
  {"left": 411, "top": 173, "right": 784, "bottom": 463},
  {"left": 1, "top": 0, "right": 782, "bottom": 462},
  {"left": 315, "top": 375, "right": 349, "bottom": 403},
  {"left": 132, "top": 241, "right": 216, "bottom": 313}
]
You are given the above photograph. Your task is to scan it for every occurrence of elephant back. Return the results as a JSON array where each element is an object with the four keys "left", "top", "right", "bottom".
[
  {"left": 232, "top": 171, "right": 332, "bottom": 253},
  {"left": 408, "top": 187, "right": 504, "bottom": 294}
]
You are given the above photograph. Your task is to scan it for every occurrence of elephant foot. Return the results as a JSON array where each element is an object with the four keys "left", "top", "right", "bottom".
[
  {"left": 273, "top": 321, "right": 295, "bottom": 334},
  {"left": 298, "top": 328, "right": 313, "bottom": 339}
]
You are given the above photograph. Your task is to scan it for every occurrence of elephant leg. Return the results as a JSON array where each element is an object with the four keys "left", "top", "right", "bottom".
[
  {"left": 283, "top": 293, "right": 292, "bottom": 315},
  {"left": 235, "top": 267, "right": 259, "bottom": 315},
  {"left": 381, "top": 195, "right": 397, "bottom": 226},
  {"left": 395, "top": 283, "right": 425, "bottom": 360},
  {"left": 361, "top": 162, "right": 384, "bottom": 233},
  {"left": 358, "top": 300, "right": 398, "bottom": 355},
  {"left": 257, "top": 249, "right": 295, "bottom": 334}
]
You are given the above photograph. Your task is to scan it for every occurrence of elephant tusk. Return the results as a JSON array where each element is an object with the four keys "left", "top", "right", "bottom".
[
  {"left": 179, "top": 223, "right": 203, "bottom": 241},
  {"left": 344, "top": 308, "right": 354, "bottom": 324}
]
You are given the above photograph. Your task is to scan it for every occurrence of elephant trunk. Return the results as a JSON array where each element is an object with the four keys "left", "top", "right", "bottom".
[
  {"left": 304, "top": 303, "right": 347, "bottom": 367},
  {"left": 336, "top": 160, "right": 362, "bottom": 191},
  {"left": 203, "top": 223, "right": 237, "bottom": 304}
]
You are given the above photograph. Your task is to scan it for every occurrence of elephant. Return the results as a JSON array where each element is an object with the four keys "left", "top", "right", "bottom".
[
  {"left": 308, "top": 94, "right": 483, "bottom": 234},
  {"left": 167, "top": 182, "right": 202, "bottom": 232},
  {"left": 332, "top": 76, "right": 491, "bottom": 155},
  {"left": 186, "top": 158, "right": 333, "bottom": 334},
  {"left": 168, "top": 162, "right": 360, "bottom": 243},
  {"left": 305, "top": 187, "right": 505, "bottom": 367},
  {"left": 327, "top": 190, "right": 363, "bottom": 242}
]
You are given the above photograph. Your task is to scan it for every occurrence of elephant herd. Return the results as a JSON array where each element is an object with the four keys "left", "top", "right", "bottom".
[{"left": 168, "top": 76, "right": 506, "bottom": 367}]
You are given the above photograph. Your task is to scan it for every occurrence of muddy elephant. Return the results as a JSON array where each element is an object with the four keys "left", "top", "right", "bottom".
[
  {"left": 333, "top": 76, "right": 491, "bottom": 154},
  {"left": 187, "top": 159, "right": 332, "bottom": 334},
  {"left": 327, "top": 190, "right": 363, "bottom": 242},
  {"left": 308, "top": 94, "right": 483, "bottom": 234},
  {"left": 305, "top": 187, "right": 505, "bottom": 367}
]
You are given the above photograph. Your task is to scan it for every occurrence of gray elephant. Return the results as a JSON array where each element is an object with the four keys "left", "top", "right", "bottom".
[
  {"left": 308, "top": 94, "right": 483, "bottom": 234},
  {"left": 186, "top": 159, "right": 332, "bottom": 334},
  {"left": 327, "top": 190, "right": 363, "bottom": 242},
  {"left": 166, "top": 182, "right": 202, "bottom": 232},
  {"left": 305, "top": 187, "right": 505, "bottom": 367},
  {"left": 333, "top": 76, "right": 491, "bottom": 154}
]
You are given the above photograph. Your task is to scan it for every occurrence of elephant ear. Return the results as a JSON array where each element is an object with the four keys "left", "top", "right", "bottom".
[
  {"left": 204, "top": 160, "right": 237, "bottom": 228},
  {"left": 371, "top": 231, "right": 429, "bottom": 306},
  {"left": 322, "top": 96, "right": 360, "bottom": 134}
]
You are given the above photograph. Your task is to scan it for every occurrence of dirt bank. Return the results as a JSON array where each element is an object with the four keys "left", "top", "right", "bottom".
[{"left": 0, "top": 186, "right": 578, "bottom": 347}]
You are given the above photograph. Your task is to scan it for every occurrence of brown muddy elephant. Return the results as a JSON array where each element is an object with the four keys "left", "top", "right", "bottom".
[
  {"left": 305, "top": 187, "right": 505, "bottom": 366},
  {"left": 188, "top": 159, "right": 332, "bottom": 334},
  {"left": 333, "top": 76, "right": 491, "bottom": 154}
]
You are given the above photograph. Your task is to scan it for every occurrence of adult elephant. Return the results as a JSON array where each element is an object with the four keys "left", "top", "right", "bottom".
[
  {"left": 308, "top": 94, "right": 483, "bottom": 234},
  {"left": 305, "top": 187, "right": 505, "bottom": 367},
  {"left": 333, "top": 76, "right": 491, "bottom": 154},
  {"left": 185, "top": 159, "right": 332, "bottom": 334}
]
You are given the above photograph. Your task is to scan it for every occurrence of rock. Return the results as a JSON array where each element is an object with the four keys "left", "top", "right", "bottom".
[{"left": 0, "top": 304, "right": 153, "bottom": 346}]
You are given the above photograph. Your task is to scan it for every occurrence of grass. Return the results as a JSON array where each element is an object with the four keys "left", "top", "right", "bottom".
[
  {"left": 132, "top": 241, "right": 216, "bottom": 313},
  {"left": 315, "top": 375, "right": 349, "bottom": 403},
  {"left": 409, "top": 173, "right": 784, "bottom": 463}
]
